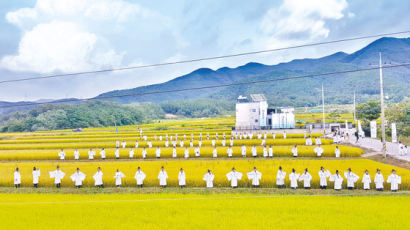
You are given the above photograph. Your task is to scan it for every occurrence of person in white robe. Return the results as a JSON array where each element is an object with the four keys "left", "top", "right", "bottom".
[
  {"left": 387, "top": 169, "right": 401, "bottom": 191},
  {"left": 114, "top": 169, "right": 126, "bottom": 187},
  {"left": 180, "top": 140, "right": 184, "bottom": 147},
  {"left": 291, "top": 145, "right": 298, "bottom": 157},
  {"left": 74, "top": 149, "right": 80, "bottom": 160},
  {"left": 212, "top": 139, "right": 216, "bottom": 147},
  {"left": 299, "top": 168, "right": 312, "bottom": 189},
  {"left": 49, "top": 165, "right": 65, "bottom": 188},
  {"left": 116, "top": 140, "right": 120, "bottom": 148},
  {"left": 344, "top": 168, "right": 359, "bottom": 189},
  {"left": 262, "top": 146, "right": 268, "bottom": 158},
  {"left": 178, "top": 168, "right": 186, "bottom": 188},
  {"left": 249, "top": 133, "right": 254, "bottom": 139},
  {"left": 172, "top": 147, "right": 177, "bottom": 158},
  {"left": 227, "top": 147, "right": 233, "bottom": 158},
  {"left": 142, "top": 147, "right": 147, "bottom": 159},
  {"left": 155, "top": 147, "right": 161, "bottom": 158},
  {"left": 272, "top": 133, "right": 276, "bottom": 139},
  {"left": 362, "top": 170, "right": 371, "bottom": 190},
  {"left": 70, "top": 168, "right": 86, "bottom": 188},
  {"left": 189, "top": 140, "right": 194, "bottom": 148},
  {"left": 114, "top": 148, "right": 120, "bottom": 159},
  {"left": 134, "top": 167, "right": 146, "bottom": 187},
  {"left": 58, "top": 149, "right": 65, "bottom": 160},
  {"left": 121, "top": 141, "right": 127, "bottom": 148},
  {"left": 318, "top": 167, "right": 331, "bottom": 189},
  {"left": 247, "top": 167, "right": 262, "bottom": 187},
  {"left": 184, "top": 147, "right": 190, "bottom": 159},
  {"left": 329, "top": 170, "right": 344, "bottom": 190},
  {"left": 129, "top": 148, "right": 134, "bottom": 159},
  {"left": 159, "top": 136, "right": 162, "bottom": 141},
  {"left": 164, "top": 140, "right": 169, "bottom": 147},
  {"left": 315, "top": 137, "right": 322, "bottom": 145},
  {"left": 261, "top": 139, "right": 266, "bottom": 146},
  {"left": 289, "top": 168, "right": 300, "bottom": 189},
  {"left": 93, "top": 167, "right": 104, "bottom": 188},
  {"left": 171, "top": 140, "right": 177, "bottom": 148},
  {"left": 226, "top": 168, "right": 242, "bottom": 188},
  {"left": 268, "top": 146, "right": 273, "bottom": 158},
  {"left": 198, "top": 139, "right": 202, "bottom": 148},
  {"left": 88, "top": 149, "right": 96, "bottom": 160},
  {"left": 195, "top": 147, "right": 200, "bottom": 158},
  {"left": 135, "top": 140, "right": 139, "bottom": 148},
  {"left": 158, "top": 167, "right": 168, "bottom": 187},
  {"left": 32, "top": 167, "right": 40, "bottom": 188},
  {"left": 203, "top": 170, "right": 215, "bottom": 188},
  {"left": 283, "top": 131, "right": 287, "bottom": 139},
  {"left": 222, "top": 139, "right": 226, "bottom": 147},
  {"left": 143, "top": 136, "right": 147, "bottom": 141},
  {"left": 374, "top": 169, "right": 384, "bottom": 191},
  {"left": 264, "top": 133, "right": 267, "bottom": 139},
  {"left": 276, "top": 166, "right": 287, "bottom": 188},
  {"left": 241, "top": 145, "right": 247, "bottom": 157},
  {"left": 213, "top": 147, "right": 218, "bottom": 158},
  {"left": 314, "top": 145, "right": 324, "bottom": 157},
  {"left": 215, "top": 133, "right": 219, "bottom": 140},
  {"left": 251, "top": 145, "right": 257, "bottom": 157},
  {"left": 99, "top": 148, "right": 106, "bottom": 160},
  {"left": 305, "top": 138, "right": 312, "bottom": 146},
  {"left": 335, "top": 146, "right": 341, "bottom": 158},
  {"left": 14, "top": 168, "right": 21, "bottom": 188},
  {"left": 148, "top": 141, "right": 153, "bottom": 148},
  {"left": 257, "top": 133, "right": 262, "bottom": 139},
  {"left": 230, "top": 138, "right": 234, "bottom": 147}
]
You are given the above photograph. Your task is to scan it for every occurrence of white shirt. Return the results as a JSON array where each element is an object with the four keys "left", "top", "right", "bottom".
[
  {"left": 374, "top": 173, "right": 384, "bottom": 189},
  {"left": 252, "top": 147, "right": 257, "bottom": 157},
  {"left": 32, "top": 170, "right": 41, "bottom": 184},
  {"left": 88, "top": 150, "right": 96, "bottom": 159},
  {"left": 203, "top": 173, "right": 214, "bottom": 188},
  {"left": 93, "top": 171, "right": 103, "bottom": 186},
  {"left": 74, "top": 150, "right": 80, "bottom": 160},
  {"left": 306, "top": 138, "right": 312, "bottom": 145},
  {"left": 387, "top": 174, "right": 401, "bottom": 190},
  {"left": 49, "top": 170, "right": 65, "bottom": 184},
  {"left": 226, "top": 171, "right": 242, "bottom": 187},
  {"left": 213, "top": 148, "right": 217, "bottom": 158},
  {"left": 335, "top": 148, "right": 341, "bottom": 158},
  {"left": 114, "top": 171, "right": 126, "bottom": 186},
  {"left": 178, "top": 171, "right": 186, "bottom": 186},
  {"left": 316, "top": 138, "right": 322, "bottom": 145},
  {"left": 155, "top": 148, "right": 161, "bottom": 158},
  {"left": 100, "top": 150, "right": 106, "bottom": 159},
  {"left": 115, "top": 149, "right": 120, "bottom": 158},
  {"left": 241, "top": 146, "right": 246, "bottom": 156},
  {"left": 172, "top": 148, "right": 177, "bottom": 158},
  {"left": 184, "top": 148, "right": 189, "bottom": 158},
  {"left": 344, "top": 172, "right": 359, "bottom": 188},
  {"left": 58, "top": 151, "right": 65, "bottom": 160},
  {"left": 299, "top": 172, "right": 312, "bottom": 188},
  {"left": 247, "top": 170, "right": 262, "bottom": 186},
  {"left": 135, "top": 170, "right": 146, "bottom": 185},
  {"left": 314, "top": 146, "right": 324, "bottom": 157},
  {"left": 318, "top": 170, "right": 331, "bottom": 186},
  {"left": 362, "top": 173, "right": 371, "bottom": 189},
  {"left": 330, "top": 174, "right": 344, "bottom": 190},
  {"left": 222, "top": 139, "right": 226, "bottom": 146},
  {"left": 135, "top": 141, "right": 139, "bottom": 148},
  {"left": 291, "top": 147, "right": 298, "bottom": 157},
  {"left": 121, "top": 142, "right": 126, "bottom": 148},
  {"left": 212, "top": 140, "right": 216, "bottom": 147},
  {"left": 227, "top": 148, "right": 233, "bottom": 157},
  {"left": 14, "top": 171, "right": 21, "bottom": 184},
  {"left": 289, "top": 172, "right": 300, "bottom": 188},
  {"left": 195, "top": 147, "right": 200, "bottom": 157},
  {"left": 263, "top": 147, "right": 268, "bottom": 157},
  {"left": 158, "top": 170, "right": 168, "bottom": 186},
  {"left": 142, "top": 149, "right": 147, "bottom": 159},
  {"left": 276, "top": 170, "right": 286, "bottom": 185},
  {"left": 70, "top": 172, "right": 86, "bottom": 186},
  {"left": 129, "top": 149, "right": 134, "bottom": 158}
]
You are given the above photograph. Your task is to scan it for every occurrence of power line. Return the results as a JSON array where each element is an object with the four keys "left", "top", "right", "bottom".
[
  {"left": 1, "top": 63, "right": 409, "bottom": 109},
  {"left": 1, "top": 30, "right": 410, "bottom": 85}
]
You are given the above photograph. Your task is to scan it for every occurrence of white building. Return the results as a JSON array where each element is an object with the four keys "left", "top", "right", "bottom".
[
  {"left": 235, "top": 94, "right": 295, "bottom": 130},
  {"left": 235, "top": 94, "right": 268, "bottom": 130}
]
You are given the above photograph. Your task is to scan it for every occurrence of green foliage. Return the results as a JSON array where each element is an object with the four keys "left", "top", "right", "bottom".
[
  {"left": 385, "top": 102, "right": 410, "bottom": 137},
  {"left": 0, "top": 102, "right": 165, "bottom": 132},
  {"left": 160, "top": 99, "right": 235, "bottom": 117},
  {"left": 357, "top": 101, "right": 381, "bottom": 121}
]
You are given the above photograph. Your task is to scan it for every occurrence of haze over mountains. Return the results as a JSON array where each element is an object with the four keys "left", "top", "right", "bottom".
[{"left": 1, "top": 37, "right": 409, "bottom": 115}]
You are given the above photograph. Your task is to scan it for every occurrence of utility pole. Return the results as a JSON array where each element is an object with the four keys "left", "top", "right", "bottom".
[
  {"left": 353, "top": 91, "right": 356, "bottom": 123},
  {"left": 321, "top": 83, "right": 325, "bottom": 134},
  {"left": 379, "top": 52, "right": 386, "bottom": 158}
]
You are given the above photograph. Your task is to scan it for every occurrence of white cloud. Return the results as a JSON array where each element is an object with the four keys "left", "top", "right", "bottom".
[
  {"left": 260, "top": 0, "right": 348, "bottom": 48},
  {"left": 1, "top": 0, "right": 166, "bottom": 74}
]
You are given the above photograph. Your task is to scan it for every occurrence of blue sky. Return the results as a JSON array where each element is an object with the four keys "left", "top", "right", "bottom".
[{"left": 0, "top": 0, "right": 409, "bottom": 101}]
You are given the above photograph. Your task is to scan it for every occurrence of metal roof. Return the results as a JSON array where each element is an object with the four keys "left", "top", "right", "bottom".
[{"left": 250, "top": 94, "right": 266, "bottom": 102}]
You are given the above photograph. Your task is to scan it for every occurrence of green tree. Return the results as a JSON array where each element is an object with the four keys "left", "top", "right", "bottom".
[{"left": 357, "top": 101, "right": 381, "bottom": 121}]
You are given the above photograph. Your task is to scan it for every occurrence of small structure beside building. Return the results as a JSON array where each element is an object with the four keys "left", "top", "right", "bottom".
[{"left": 235, "top": 94, "right": 295, "bottom": 130}]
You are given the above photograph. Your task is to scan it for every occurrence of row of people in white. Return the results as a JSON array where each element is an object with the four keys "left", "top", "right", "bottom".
[
  {"left": 58, "top": 145, "right": 339, "bottom": 160},
  {"left": 13, "top": 166, "right": 401, "bottom": 190}
]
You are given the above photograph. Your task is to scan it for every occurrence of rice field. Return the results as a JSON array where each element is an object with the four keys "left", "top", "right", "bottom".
[
  {"left": 1, "top": 159, "right": 408, "bottom": 189},
  {"left": 0, "top": 193, "right": 408, "bottom": 230}
]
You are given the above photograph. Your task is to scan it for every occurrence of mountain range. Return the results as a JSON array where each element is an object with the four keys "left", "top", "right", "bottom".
[{"left": 1, "top": 37, "right": 409, "bottom": 115}]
